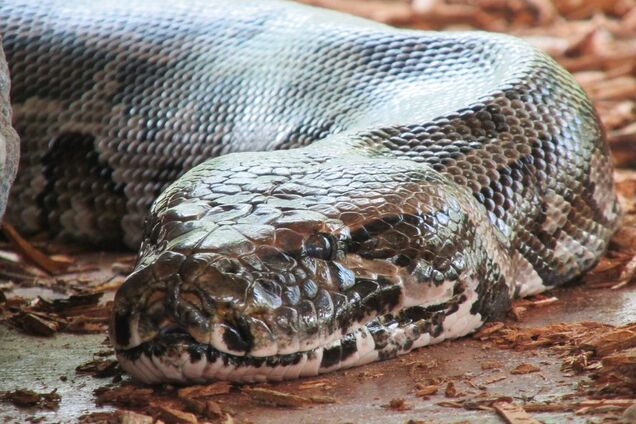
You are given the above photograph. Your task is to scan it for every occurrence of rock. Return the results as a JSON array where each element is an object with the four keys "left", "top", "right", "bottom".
[{"left": 0, "top": 41, "right": 19, "bottom": 222}]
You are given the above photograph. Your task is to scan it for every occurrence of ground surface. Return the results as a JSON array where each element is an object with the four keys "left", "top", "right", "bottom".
[{"left": 1, "top": 0, "right": 636, "bottom": 423}]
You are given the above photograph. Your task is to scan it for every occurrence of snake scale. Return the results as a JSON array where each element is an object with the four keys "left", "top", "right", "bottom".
[{"left": 0, "top": 0, "right": 620, "bottom": 383}]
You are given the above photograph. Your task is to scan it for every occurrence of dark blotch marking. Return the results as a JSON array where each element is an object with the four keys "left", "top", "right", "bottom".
[
  {"left": 403, "top": 339, "right": 413, "bottom": 351},
  {"left": 431, "top": 323, "right": 444, "bottom": 338},
  {"left": 335, "top": 285, "right": 402, "bottom": 335},
  {"left": 471, "top": 270, "right": 511, "bottom": 321},
  {"left": 280, "top": 352, "right": 303, "bottom": 367},
  {"left": 113, "top": 311, "right": 132, "bottom": 347},
  {"left": 188, "top": 344, "right": 205, "bottom": 363},
  {"left": 399, "top": 305, "right": 432, "bottom": 323},
  {"left": 222, "top": 316, "right": 255, "bottom": 353},
  {"left": 320, "top": 344, "right": 342, "bottom": 369},
  {"left": 361, "top": 285, "right": 401, "bottom": 316},
  {"left": 350, "top": 278, "right": 379, "bottom": 299},
  {"left": 340, "top": 333, "right": 358, "bottom": 362}
]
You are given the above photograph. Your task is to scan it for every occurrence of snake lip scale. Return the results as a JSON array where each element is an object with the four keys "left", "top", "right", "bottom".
[{"left": 0, "top": 0, "right": 620, "bottom": 384}]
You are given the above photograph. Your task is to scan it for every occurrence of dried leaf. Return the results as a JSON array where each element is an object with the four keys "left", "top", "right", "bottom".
[{"left": 116, "top": 410, "right": 154, "bottom": 424}]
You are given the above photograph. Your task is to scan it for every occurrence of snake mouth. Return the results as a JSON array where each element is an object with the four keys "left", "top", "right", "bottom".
[
  {"left": 115, "top": 318, "right": 387, "bottom": 384},
  {"left": 111, "top": 275, "right": 404, "bottom": 384},
  {"left": 109, "top": 249, "right": 404, "bottom": 384},
  {"left": 112, "top": 271, "right": 486, "bottom": 384},
  {"left": 115, "top": 279, "right": 485, "bottom": 385}
]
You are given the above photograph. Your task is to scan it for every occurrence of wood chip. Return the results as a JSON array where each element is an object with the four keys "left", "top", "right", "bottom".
[
  {"left": 598, "top": 347, "right": 636, "bottom": 389},
  {"left": 473, "top": 322, "right": 505, "bottom": 339},
  {"left": 14, "top": 312, "right": 61, "bottom": 336},
  {"left": 180, "top": 396, "right": 228, "bottom": 421},
  {"left": 244, "top": 388, "right": 310, "bottom": 408},
  {"left": 307, "top": 395, "right": 337, "bottom": 404},
  {"left": 493, "top": 402, "right": 541, "bottom": 424},
  {"left": 77, "top": 411, "right": 119, "bottom": 424},
  {"left": 444, "top": 381, "right": 458, "bottom": 397},
  {"left": 177, "top": 381, "right": 232, "bottom": 399},
  {"left": 437, "top": 400, "right": 464, "bottom": 408},
  {"left": 482, "top": 374, "right": 507, "bottom": 385},
  {"left": 415, "top": 385, "right": 439, "bottom": 397},
  {"left": 580, "top": 399, "right": 636, "bottom": 408},
  {"left": 480, "top": 361, "right": 502, "bottom": 370},
  {"left": 298, "top": 378, "right": 333, "bottom": 390},
  {"left": 204, "top": 400, "right": 225, "bottom": 419},
  {"left": 382, "top": 398, "right": 411, "bottom": 411},
  {"left": 94, "top": 385, "right": 154, "bottom": 408},
  {"left": 611, "top": 254, "right": 636, "bottom": 289},
  {"left": 438, "top": 395, "right": 514, "bottom": 411},
  {"left": 1, "top": 389, "right": 61, "bottom": 410},
  {"left": 115, "top": 410, "right": 154, "bottom": 424},
  {"left": 581, "top": 322, "right": 636, "bottom": 356},
  {"left": 522, "top": 402, "right": 574, "bottom": 412},
  {"left": 156, "top": 405, "right": 198, "bottom": 424},
  {"left": 575, "top": 399, "right": 636, "bottom": 414},
  {"left": 75, "top": 359, "right": 120, "bottom": 378},
  {"left": 510, "top": 363, "right": 541, "bottom": 374},
  {"left": 1, "top": 222, "right": 72, "bottom": 274}
]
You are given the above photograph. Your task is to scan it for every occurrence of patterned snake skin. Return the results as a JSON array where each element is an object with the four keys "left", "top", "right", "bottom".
[{"left": 0, "top": 0, "right": 620, "bottom": 383}]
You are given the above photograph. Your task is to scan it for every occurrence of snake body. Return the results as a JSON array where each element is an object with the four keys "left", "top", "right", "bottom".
[{"left": 0, "top": 0, "right": 620, "bottom": 383}]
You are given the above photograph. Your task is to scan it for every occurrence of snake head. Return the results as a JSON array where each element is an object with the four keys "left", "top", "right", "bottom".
[{"left": 110, "top": 147, "right": 512, "bottom": 383}]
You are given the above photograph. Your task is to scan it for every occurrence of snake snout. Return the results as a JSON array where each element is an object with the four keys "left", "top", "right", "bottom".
[
  {"left": 110, "top": 251, "right": 188, "bottom": 350},
  {"left": 110, "top": 249, "right": 281, "bottom": 357}
]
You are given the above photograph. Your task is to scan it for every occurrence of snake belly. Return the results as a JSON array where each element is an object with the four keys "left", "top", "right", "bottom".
[{"left": 0, "top": 0, "right": 620, "bottom": 383}]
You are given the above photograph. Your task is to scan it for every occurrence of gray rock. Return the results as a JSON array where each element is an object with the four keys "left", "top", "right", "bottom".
[{"left": 0, "top": 41, "right": 19, "bottom": 222}]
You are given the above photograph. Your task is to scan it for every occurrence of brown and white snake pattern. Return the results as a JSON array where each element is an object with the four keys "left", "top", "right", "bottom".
[{"left": 0, "top": 0, "right": 620, "bottom": 383}]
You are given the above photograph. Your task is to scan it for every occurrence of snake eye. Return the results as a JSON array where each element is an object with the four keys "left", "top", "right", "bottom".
[{"left": 305, "top": 234, "right": 334, "bottom": 260}]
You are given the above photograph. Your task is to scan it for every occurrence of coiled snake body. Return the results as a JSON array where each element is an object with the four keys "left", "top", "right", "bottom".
[{"left": 0, "top": 0, "right": 620, "bottom": 383}]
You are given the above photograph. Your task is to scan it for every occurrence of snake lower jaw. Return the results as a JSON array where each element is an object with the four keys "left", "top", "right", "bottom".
[
  {"left": 114, "top": 280, "right": 484, "bottom": 385},
  {"left": 114, "top": 281, "right": 486, "bottom": 384},
  {"left": 114, "top": 320, "right": 366, "bottom": 384}
]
